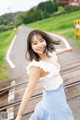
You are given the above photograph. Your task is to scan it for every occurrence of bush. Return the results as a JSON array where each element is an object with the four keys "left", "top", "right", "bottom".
[
  {"left": 64, "top": 5, "right": 72, "bottom": 12},
  {"left": 58, "top": 6, "right": 65, "bottom": 13},
  {"left": 53, "top": 6, "right": 65, "bottom": 16},
  {"left": 64, "top": 4, "right": 80, "bottom": 13},
  {"left": 71, "top": 5, "right": 80, "bottom": 11},
  {"left": 43, "top": 11, "right": 51, "bottom": 19},
  {"left": 0, "top": 25, "right": 14, "bottom": 33}
]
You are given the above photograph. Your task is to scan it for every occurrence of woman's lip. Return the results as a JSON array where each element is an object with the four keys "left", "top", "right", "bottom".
[
  {"left": 38, "top": 48, "right": 45, "bottom": 51},
  {"left": 38, "top": 47, "right": 45, "bottom": 50},
  {"left": 38, "top": 48, "right": 44, "bottom": 50}
]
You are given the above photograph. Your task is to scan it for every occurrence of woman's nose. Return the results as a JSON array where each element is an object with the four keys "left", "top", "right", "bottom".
[{"left": 38, "top": 42, "right": 42, "bottom": 47}]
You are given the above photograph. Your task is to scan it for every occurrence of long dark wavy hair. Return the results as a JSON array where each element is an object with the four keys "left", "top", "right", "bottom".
[{"left": 25, "top": 29, "right": 60, "bottom": 61}]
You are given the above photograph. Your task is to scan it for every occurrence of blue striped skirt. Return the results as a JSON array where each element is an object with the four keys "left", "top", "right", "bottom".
[{"left": 29, "top": 84, "right": 74, "bottom": 120}]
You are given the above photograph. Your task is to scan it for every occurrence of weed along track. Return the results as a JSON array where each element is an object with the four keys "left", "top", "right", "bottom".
[{"left": 0, "top": 59, "right": 80, "bottom": 120}]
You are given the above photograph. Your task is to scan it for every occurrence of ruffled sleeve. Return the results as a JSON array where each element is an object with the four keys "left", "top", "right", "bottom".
[{"left": 26, "top": 60, "right": 51, "bottom": 76}]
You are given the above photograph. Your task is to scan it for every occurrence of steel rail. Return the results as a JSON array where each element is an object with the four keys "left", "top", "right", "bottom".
[
  {"left": 0, "top": 62, "right": 80, "bottom": 92},
  {"left": 0, "top": 80, "right": 80, "bottom": 111}
]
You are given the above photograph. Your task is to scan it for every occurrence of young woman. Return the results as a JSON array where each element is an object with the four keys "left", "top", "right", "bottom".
[{"left": 15, "top": 30, "right": 74, "bottom": 120}]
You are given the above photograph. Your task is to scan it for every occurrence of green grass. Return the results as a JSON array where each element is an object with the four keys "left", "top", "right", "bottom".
[
  {"left": 27, "top": 10, "right": 80, "bottom": 47},
  {"left": 0, "top": 30, "right": 16, "bottom": 80},
  {"left": 63, "top": 31, "right": 80, "bottom": 47}
]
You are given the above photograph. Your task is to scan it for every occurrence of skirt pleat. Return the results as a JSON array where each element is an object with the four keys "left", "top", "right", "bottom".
[{"left": 29, "top": 84, "right": 74, "bottom": 120}]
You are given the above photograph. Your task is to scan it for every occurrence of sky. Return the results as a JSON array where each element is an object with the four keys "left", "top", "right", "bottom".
[{"left": 0, "top": 0, "right": 48, "bottom": 16}]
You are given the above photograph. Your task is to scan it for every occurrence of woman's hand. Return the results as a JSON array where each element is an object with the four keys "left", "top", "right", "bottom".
[
  {"left": 66, "top": 47, "right": 73, "bottom": 52},
  {"left": 15, "top": 116, "right": 22, "bottom": 120}
]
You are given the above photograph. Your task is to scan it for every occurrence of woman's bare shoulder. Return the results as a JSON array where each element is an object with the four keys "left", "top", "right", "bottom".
[
  {"left": 29, "top": 65, "right": 42, "bottom": 76},
  {"left": 28, "top": 66, "right": 42, "bottom": 82}
]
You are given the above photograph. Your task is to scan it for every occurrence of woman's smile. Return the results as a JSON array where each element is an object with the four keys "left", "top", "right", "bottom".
[
  {"left": 38, "top": 46, "right": 46, "bottom": 51},
  {"left": 31, "top": 35, "right": 47, "bottom": 54}
]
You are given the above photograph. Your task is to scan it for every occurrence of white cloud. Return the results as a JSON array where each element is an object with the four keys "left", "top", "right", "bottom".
[{"left": 0, "top": 0, "right": 48, "bottom": 16}]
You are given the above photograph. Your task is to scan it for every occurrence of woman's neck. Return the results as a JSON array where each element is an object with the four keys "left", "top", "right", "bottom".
[{"left": 39, "top": 52, "right": 49, "bottom": 60}]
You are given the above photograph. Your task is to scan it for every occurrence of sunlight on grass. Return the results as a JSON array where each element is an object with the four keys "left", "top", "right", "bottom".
[
  {"left": 0, "top": 30, "right": 16, "bottom": 80},
  {"left": 27, "top": 11, "right": 80, "bottom": 47}
]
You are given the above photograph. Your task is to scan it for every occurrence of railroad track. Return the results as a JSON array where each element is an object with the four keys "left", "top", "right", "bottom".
[{"left": 0, "top": 59, "right": 80, "bottom": 120}]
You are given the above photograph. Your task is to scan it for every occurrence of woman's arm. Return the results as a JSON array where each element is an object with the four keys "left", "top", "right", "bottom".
[
  {"left": 55, "top": 46, "right": 73, "bottom": 55},
  {"left": 15, "top": 66, "right": 41, "bottom": 120}
]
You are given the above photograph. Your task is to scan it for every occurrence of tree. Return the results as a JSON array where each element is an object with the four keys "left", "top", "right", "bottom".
[
  {"left": 44, "top": 1, "right": 58, "bottom": 13},
  {"left": 37, "top": 2, "right": 45, "bottom": 11}
]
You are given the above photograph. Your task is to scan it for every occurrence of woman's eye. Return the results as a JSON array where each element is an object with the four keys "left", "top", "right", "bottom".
[
  {"left": 33, "top": 43, "right": 37, "bottom": 45},
  {"left": 40, "top": 39, "right": 44, "bottom": 42}
]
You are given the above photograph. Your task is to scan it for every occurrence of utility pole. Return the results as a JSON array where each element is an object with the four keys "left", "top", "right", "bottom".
[
  {"left": 40, "top": 9, "right": 44, "bottom": 20},
  {"left": 7, "top": 7, "right": 14, "bottom": 25},
  {"left": 50, "top": 0, "right": 52, "bottom": 1},
  {"left": 7, "top": 7, "right": 11, "bottom": 13}
]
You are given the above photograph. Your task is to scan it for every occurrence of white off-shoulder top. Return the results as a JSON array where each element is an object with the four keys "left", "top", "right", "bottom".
[{"left": 26, "top": 52, "right": 63, "bottom": 91}]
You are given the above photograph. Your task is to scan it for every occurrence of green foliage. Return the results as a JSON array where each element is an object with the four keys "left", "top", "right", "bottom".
[
  {"left": 27, "top": 11, "right": 80, "bottom": 47},
  {"left": 14, "top": 12, "right": 30, "bottom": 26},
  {"left": 7, "top": 1, "right": 58, "bottom": 26},
  {"left": 64, "top": 5, "right": 72, "bottom": 12},
  {"left": 37, "top": 2, "right": 45, "bottom": 11},
  {"left": 44, "top": 1, "right": 54, "bottom": 14},
  {"left": 0, "top": 25, "right": 14, "bottom": 33},
  {"left": 63, "top": 31, "right": 80, "bottom": 48},
  {"left": 53, "top": 6, "right": 65, "bottom": 16},
  {"left": 44, "top": 1, "right": 58, "bottom": 14},
  {"left": 28, "top": 10, "right": 80, "bottom": 31},
  {"left": 71, "top": 5, "right": 80, "bottom": 11},
  {"left": 27, "top": 8, "right": 41, "bottom": 22},
  {"left": 58, "top": 6, "right": 65, "bottom": 12},
  {"left": 63, "top": 31, "right": 74, "bottom": 38},
  {"left": 0, "top": 30, "right": 16, "bottom": 80},
  {"left": 64, "top": 5, "right": 80, "bottom": 13},
  {"left": 0, "top": 1, "right": 80, "bottom": 30},
  {"left": 43, "top": 11, "right": 51, "bottom": 19},
  {"left": 0, "top": 13, "right": 16, "bottom": 25},
  {"left": 52, "top": 2, "right": 58, "bottom": 12}
]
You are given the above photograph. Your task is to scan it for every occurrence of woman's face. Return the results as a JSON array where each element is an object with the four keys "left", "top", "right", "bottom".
[{"left": 31, "top": 34, "right": 47, "bottom": 55}]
